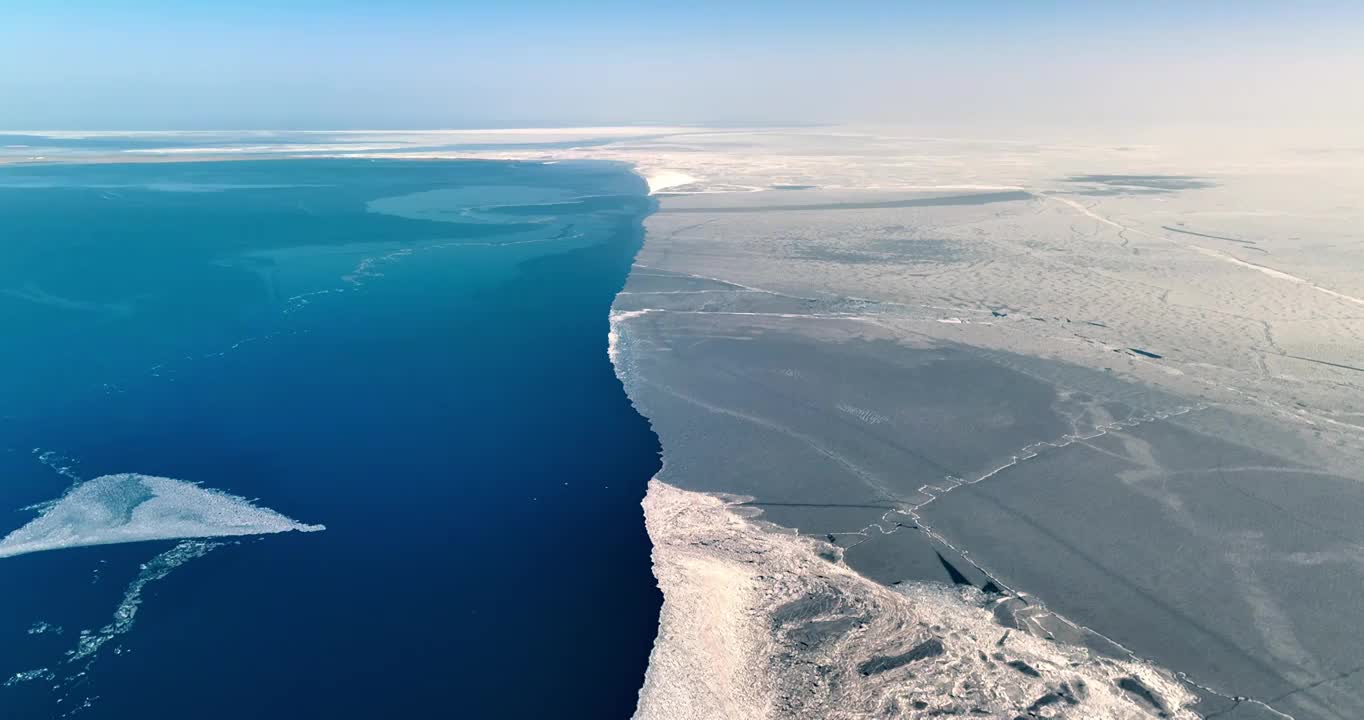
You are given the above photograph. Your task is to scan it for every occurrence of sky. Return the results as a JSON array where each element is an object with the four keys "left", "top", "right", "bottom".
[{"left": 2, "top": 1, "right": 1362, "bottom": 132}]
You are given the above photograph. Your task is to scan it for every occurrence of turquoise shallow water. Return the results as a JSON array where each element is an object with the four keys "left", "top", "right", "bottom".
[{"left": 0, "top": 158, "right": 662, "bottom": 718}]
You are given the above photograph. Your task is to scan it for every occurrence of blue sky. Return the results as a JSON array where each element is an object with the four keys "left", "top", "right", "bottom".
[{"left": 2, "top": 1, "right": 1361, "bottom": 130}]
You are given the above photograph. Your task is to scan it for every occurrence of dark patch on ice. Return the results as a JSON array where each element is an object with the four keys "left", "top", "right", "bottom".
[
  {"left": 1063, "top": 175, "right": 1216, "bottom": 192},
  {"left": 1129, "top": 348, "right": 1163, "bottom": 359},
  {"left": 1027, "top": 692, "right": 1064, "bottom": 712},
  {"left": 1064, "top": 187, "right": 1181, "bottom": 196},
  {"left": 1026, "top": 683, "right": 1080, "bottom": 713},
  {"left": 1118, "top": 677, "right": 1167, "bottom": 714},
  {"left": 1007, "top": 660, "right": 1041, "bottom": 677},
  {"left": 773, "top": 589, "right": 848, "bottom": 627},
  {"left": 936, "top": 551, "right": 974, "bottom": 587},
  {"left": 857, "top": 638, "right": 945, "bottom": 676},
  {"left": 1274, "top": 353, "right": 1364, "bottom": 374},
  {"left": 658, "top": 191, "right": 1032, "bottom": 214},
  {"left": 1162, "top": 225, "right": 1257, "bottom": 245},
  {"left": 788, "top": 617, "right": 864, "bottom": 648}
]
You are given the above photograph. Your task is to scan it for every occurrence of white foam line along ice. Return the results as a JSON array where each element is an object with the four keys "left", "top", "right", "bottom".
[{"left": 607, "top": 308, "right": 655, "bottom": 362}]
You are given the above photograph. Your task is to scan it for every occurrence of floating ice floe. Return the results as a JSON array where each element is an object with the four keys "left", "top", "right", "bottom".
[{"left": 0, "top": 473, "right": 324, "bottom": 559}]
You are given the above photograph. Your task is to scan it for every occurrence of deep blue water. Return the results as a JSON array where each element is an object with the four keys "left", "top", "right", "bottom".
[{"left": 0, "top": 159, "right": 662, "bottom": 718}]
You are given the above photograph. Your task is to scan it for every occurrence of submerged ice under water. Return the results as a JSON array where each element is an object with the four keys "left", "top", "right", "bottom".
[{"left": 0, "top": 474, "right": 323, "bottom": 559}]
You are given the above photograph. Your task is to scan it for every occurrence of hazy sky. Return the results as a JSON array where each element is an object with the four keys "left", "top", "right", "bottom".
[{"left": 2, "top": 1, "right": 1361, "bottom": 131}]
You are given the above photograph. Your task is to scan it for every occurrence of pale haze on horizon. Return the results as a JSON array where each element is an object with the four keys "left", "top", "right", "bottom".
[{"left": 2, "top": 0, "right": 1362, "bottom": 138}]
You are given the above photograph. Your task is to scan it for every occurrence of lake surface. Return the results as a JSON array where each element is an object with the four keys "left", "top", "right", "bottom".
[{"left": 0, "top": 158, "right": 662, "bottom": 718}]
